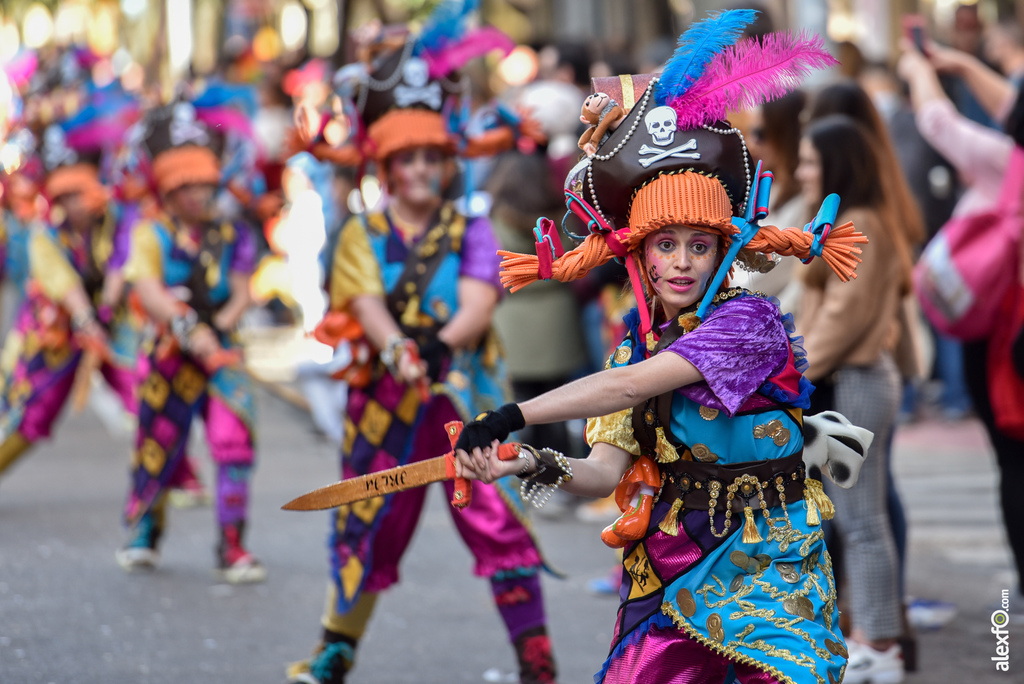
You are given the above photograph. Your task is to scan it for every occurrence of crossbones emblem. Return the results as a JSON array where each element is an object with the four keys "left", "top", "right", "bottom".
[{"left": 638, "top": 139, "right": 700, "bottom": 168}]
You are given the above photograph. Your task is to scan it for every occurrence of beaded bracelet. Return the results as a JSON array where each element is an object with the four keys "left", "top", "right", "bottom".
[
  {"left": 70, "top": 308, "right": 98, "bottom": 333},
  {"left": 380, "top": 334, "right": 415, "bottom": 375},
  {"left": 519, "top": 447, "right": 573, "bottom": 509},
  {"left": 170, "top": 308, "right": 199, "bottom": 350}
]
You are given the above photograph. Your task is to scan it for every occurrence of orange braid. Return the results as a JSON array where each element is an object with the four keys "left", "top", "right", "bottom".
[
  {"left": 746, "top": 221, "right": 866, "bottom": 282},
  {"left": 499, "top": 232, "right": 617, "bottom": 293}
]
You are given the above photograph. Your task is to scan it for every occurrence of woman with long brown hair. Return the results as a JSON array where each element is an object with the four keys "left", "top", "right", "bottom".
[{"left": 795, "top": 114, "right": 912, "bottom": 684}]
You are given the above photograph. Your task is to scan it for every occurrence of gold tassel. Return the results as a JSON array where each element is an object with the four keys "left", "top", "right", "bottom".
[
  {"left": 655, "top": 427, "right": 680, "bottom": 463},
  {"left": 742, "top": 506, "right": 763, "bottom": 544},
  {"left": 803, "top": 478, "right": 834, "bottom": 526},
  {"left": 658, "top": 498, "right": 683, "bottom": 536}
]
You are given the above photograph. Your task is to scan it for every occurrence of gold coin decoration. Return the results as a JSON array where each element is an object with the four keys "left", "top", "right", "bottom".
[
  {"left": 729, "top": 574, "right": 745, "bottom": 592},
  {"left": 754, "top": 419, "right": 791, "bottom": 446},
  {"left": 676, "top": 588, "right": 696, "bottom": 617},
  {"left": 754, "top": 554, "right": 772, "bottom": 571},
  {"left": 691, "top": 443, "right": 719, "bottom": 463},
  {"left": 824, "top": 638, "right": 848, "bottom": 658},
  {"left": 706, "top": 613, "right": 725, "bottom": 642},
  {"left": 783, "top": 596, "right": 815, "bottom": 621},
  {"left": 699, "top": 405, "right": 719, "bottom": 421},
  {"left": 613, "top": 346, "right": 631, "bottom": 364},
  {"left": 729, "top": 551, "right": 751, "bottom": 570},
  {"left": 775, "top": 561, "right": 800, "bottom": 584}
]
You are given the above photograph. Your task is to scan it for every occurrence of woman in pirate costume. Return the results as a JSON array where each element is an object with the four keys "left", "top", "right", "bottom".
[
  {"left": 116, "top": 99, "right": 264, "bottom": 584},
  {"left": 0, "top": 100, "right": 141, "bottom": 487},
  {"left": 455, "top": 12, "right": 875, "bottom": 684},
  {"left": 287, "top": 5, "right": 556, "bottom": 684}
]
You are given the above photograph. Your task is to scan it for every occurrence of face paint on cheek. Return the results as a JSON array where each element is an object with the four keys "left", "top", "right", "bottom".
[{"left": 645, "top": 245, "right": 665, "bottom": 285}]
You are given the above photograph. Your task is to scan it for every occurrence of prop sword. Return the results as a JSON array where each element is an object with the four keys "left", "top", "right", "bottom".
[{"left": 282, "top": 421, "right": 521, "bottom": 511}]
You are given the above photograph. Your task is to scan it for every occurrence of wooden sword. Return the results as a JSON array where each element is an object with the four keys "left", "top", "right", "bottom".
[{"left": 282, "top": 421, "right": 521, "bottom": 511}]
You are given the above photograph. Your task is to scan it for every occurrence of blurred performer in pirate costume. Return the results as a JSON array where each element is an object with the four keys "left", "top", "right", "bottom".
[
  {"left": 0, "top": 93, "right": 141, "bottom": 488},
  {"left": 286, "top": 3, "right": 557, "bottom": 683},
  {"left": 116, "top": 99, "right": 264, "bottom": 584},
  {"left": 455, "top": 11, "right": 876, "bottom": 684},
  {"left": 0, "top": 129, "right": 45, "bottom": 320}
]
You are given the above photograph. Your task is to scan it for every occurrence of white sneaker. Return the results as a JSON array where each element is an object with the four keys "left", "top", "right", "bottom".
[
  {"left": 115, "top": 546, "right": 160, "bottom": 572},
  {"left": 216, "top": 551, "right": 267, "bottom": 584},
  {"left": 842, "top": 641, "right": 905, "bottom": 684}
]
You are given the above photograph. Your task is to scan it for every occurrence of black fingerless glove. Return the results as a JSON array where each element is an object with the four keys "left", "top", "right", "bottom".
[
  {"left": 419, "top": 338, "right": 451, "bottom": 383},
  {"left": 455, "top": 403, "right": 525, "bottom": 452}
]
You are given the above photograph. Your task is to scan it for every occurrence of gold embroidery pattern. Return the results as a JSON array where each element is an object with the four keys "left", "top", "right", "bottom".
[{"left": 661, "top": 601, "right": 804, "bottom": 684}]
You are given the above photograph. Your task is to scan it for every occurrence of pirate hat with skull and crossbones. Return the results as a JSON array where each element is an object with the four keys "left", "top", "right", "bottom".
[
  {"left": 500, "top": 10, "right": 867, "bottom": 333},
  {"left": 310, "top": 1, "right": 542, "bottom": 167}
]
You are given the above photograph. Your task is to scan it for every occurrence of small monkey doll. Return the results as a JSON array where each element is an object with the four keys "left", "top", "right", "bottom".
[{"left": 578, "top": 92, "right": 626, "bottom": 156}]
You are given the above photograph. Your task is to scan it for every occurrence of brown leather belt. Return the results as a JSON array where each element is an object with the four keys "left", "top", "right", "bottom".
[{"left": 659, "top": 452, "right": 806, "bottom": 514}]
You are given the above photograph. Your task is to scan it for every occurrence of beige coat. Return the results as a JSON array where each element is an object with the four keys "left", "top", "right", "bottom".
[{"left": 797, "top": 207, "right": 903, "bottom": 382}]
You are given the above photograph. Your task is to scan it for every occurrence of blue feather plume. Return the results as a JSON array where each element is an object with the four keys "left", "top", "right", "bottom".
[
  {"left": 653, "top": 9, "right": 758, "bottom": 105},
  {"left": 417, "top": 0, "right": 480, "bottom": 55}
]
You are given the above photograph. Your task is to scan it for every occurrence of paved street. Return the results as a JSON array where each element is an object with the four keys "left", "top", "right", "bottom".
[{"left": 0, "top": 379, "right": 1018, "bottom": 683}]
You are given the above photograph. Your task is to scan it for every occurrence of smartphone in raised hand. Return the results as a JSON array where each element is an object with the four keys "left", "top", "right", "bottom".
[{"left": 902, "top": 14, "right": 930, "bottom": 56}]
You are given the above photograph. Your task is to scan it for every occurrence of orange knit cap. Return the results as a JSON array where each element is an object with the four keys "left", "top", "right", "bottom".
[
  {"left": 625, "top": 171, "right": 735, "bottom": 246},
  {"left": 367, "top": 109, "right": 454, "bottom": 161},
  {"left": 152, "top": 146, "right": 221, "bottom": 195},
  {"left": 45, "top": 163, "right": 109, "bottom": 215}
]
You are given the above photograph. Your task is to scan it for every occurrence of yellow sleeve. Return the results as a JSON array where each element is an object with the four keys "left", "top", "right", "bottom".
[
  {"left": 329, "top": 216, "right": 385, "bottom": 310},
  {"left": 29, "top": 231, "right": 81, "bottom": 302},
  {"left": 123, "top": 222, "right": 164, "bottom": 283},
  {"left": 585, "top": 408, "right": 641, "bottom": 456}
]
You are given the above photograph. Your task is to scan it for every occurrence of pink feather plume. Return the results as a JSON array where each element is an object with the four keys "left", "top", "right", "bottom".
[
  {"left": 423, "top": 27, "right": 515, "bottom": 78},
  {"left": 669, "top": 32, "right": 837, "bottom": 129}
]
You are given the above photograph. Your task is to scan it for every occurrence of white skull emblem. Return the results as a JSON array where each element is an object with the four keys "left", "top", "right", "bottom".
[
  {"left": 644, "top": 106, "right": 678, "bottom": 146},
  {"left": 403, "top": 58, "right": 429, "bottom": 88},
  {"left": 42, "top": 125, "right": 76, "bottom": 170}
]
